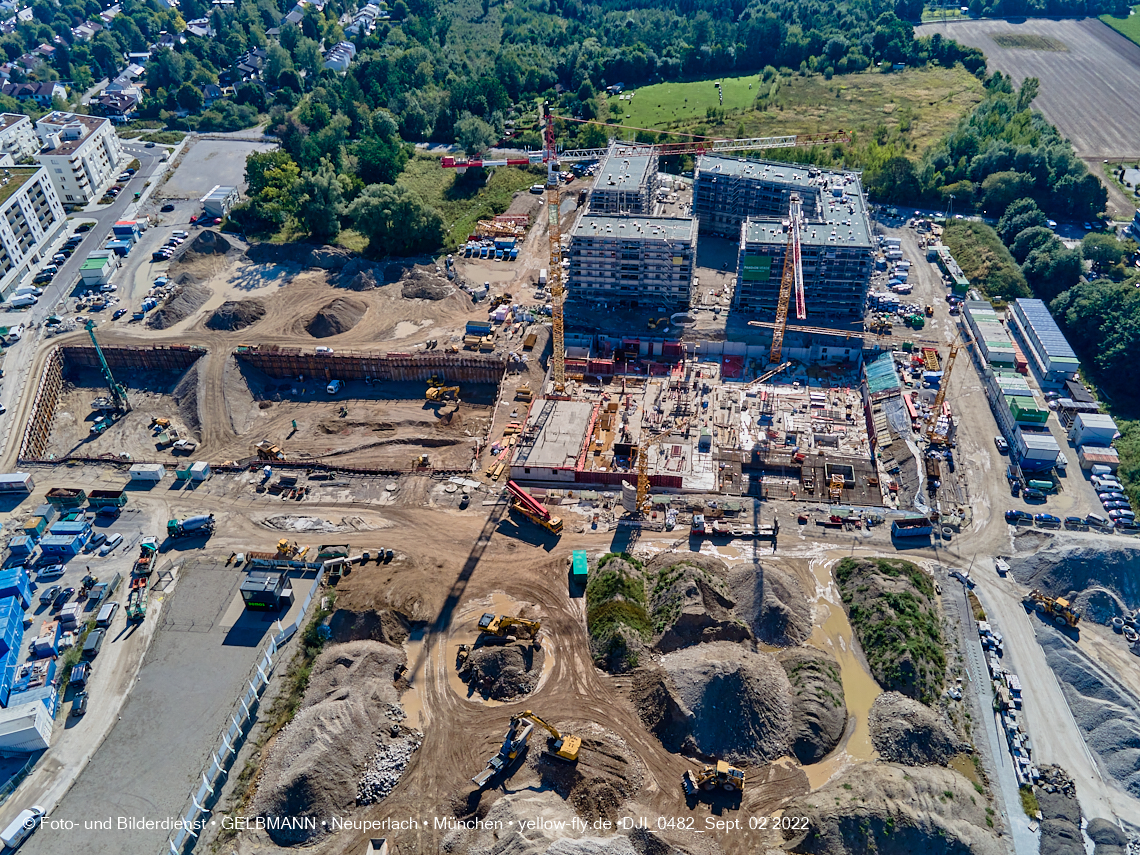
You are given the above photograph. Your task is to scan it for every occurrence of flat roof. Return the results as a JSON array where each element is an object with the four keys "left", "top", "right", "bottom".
[
  {"left": 203, "top": 185, "right": 237, "bottom": 200},
  {"left": 593, "top": 145, "right": 655, "bottom": 194},
  {"left": 0, "top": 113, "right": 27, "bottom": 131},
  {"left": 1076, "top": 412, "right": 1117, "bottom": 429},
  {"left": 572, "top": 214, "right": 693, "bottom": 241},
  {"left": 513, "top": 399, "right": 595, "bottom": 470},
  {"left": 0, "top": 167, "right": 40, "bottom": 207},
  {"left": 1013, "top": 299, "right": 1077, "bottom": 361}
]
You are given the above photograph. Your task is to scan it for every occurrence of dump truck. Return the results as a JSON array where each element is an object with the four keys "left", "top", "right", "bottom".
[
  {"left": 1027, "top": 589, "right": 1081, "bottom": 628},
  {"left": 132, "top": 537, "right": 158, "bottom": 577},
  {"left": 126, "top": 576, "right": 148, "bottom": 621},
  {"left": 255, "top": 440, "right": 286, "bottom": 461},
  {"left": 682, "top": 760, "right": 746, "bottom": 795},
  {"left": 472, "top": 715, "right": 534, "bottom": 788},
  {"left": 167, "top": 514, "right": 215, "bottom": 538},
  {"left": 478, "top": 613, "right": 541, "bottom": 641},
  {"left": 506, "top": 480, "right": 563, "bottom": 535}
]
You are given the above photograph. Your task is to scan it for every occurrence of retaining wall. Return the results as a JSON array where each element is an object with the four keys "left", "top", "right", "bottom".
[
  {"left": 61, "top": 344, "right": 206, "bottom": 372},
  {"left": 235, "top": 348, "right": 507, "bottom": 384},
  {"left": 18, "top": 348, "right": 63, "bottom": 461}
]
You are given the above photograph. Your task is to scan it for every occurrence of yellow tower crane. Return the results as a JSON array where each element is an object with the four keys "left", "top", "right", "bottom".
[
  {"left": 636, "top": 418, "right": 690, "bottom": 514},
  {"left": 769, "top": 193, "right": 806, "bottom": 365},
  {"left": 926, "top": 339, "right": 962, "bottom": 446}
]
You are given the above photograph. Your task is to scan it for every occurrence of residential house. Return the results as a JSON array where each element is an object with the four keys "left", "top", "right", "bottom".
[
  {"left": 184, "top": 19, "right": 213, "bottom": 38},
  {"left": 91, "top": 91, "right": 139, "bottom": 121},
  {"left": 2, "top": 82, "right": 66, "bottom": 107},
  {"left": 233, "top": 48, "right": 268, "bottom": 82},
  {"left": 70, "top": 21, "right": 102, "bottom": 42},
  {"left": 323, "top": 41, "right": 356, "bottom": 72},
  {"left": 200, "top": 83, "right": 223, "bottom": 106}
]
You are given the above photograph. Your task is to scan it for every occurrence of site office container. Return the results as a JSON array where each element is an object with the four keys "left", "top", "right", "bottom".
[{"left": 891, "top": 517, "right": 933, "bottom": 537}]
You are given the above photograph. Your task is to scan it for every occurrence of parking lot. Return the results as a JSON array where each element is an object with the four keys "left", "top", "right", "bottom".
[{"left": 157, "top": 137, "right": 273, "bottom": 200}]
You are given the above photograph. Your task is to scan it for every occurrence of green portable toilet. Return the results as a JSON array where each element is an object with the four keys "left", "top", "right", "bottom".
[{"left": 571, "top": 550, "right": 588, "bottom": 584}]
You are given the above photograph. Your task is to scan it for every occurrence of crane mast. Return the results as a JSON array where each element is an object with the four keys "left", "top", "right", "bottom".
[
  {"left": 926, "top": 340, "right": 961, "bottom": 446},
  {"left": 769, "top": 193, "right": 805, "bottom": 364},
  {"left": 543, "top": 102, "right": 566, "bottom": 390},
  {"left": 84, "top": 320, "right": 130, "bottom": 413}
]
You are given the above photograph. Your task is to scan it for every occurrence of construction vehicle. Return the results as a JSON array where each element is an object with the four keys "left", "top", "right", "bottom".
[
  {"left": 255, "top": 440, "right": 285, "bottom": 461},
  {"left": 514, "top": 383, "right": 533, "bottom": 402},
  {"left": 769, "top": 193, "right": 806, "bottom": 364},
  {"left": 506, "top": 480, "right": 563, "bottom": 534},
  {"left": 84, "top": 320, "right": 130, "bottom": 413},
  {"left": 413, "top": 454, "right": 430, "bottom": 468},
  {"left": 472, "top": 715, "right": 534, "bottom": 788},
  {"left": 682, "top": 760, "right": 747, "bottom": 795},
  {"left": 426, "top": 375, "right": 446, "bottom": 388},
  {"left": 517, "top": 710, "right": 581, "bottom": 761},
  {"left": 926, "top": 339, "right": 961, "bottom": 447},
  {"left": 478, "top": 612, "right": 541, "bottom": 641},
  {"left": 132, "top": 537, "right": 158, "bottom": 576},
  {"left": 126, "top": 576, "right": 148, "bottom": 621},
  {"left": 150, "top": 417, "right": 170, "bottom": 429},
  {"left": 426, "top": 385, "right": 460, "bottom": 402},
  {"left": 167, "top": 514, "right": 215, "bottom": 539},
  {"left": 925, "top": 305, "right": 934, "bottom": 317},
  {"left": 1027, "top": 589, "right": 1081, "bottom": 628}
]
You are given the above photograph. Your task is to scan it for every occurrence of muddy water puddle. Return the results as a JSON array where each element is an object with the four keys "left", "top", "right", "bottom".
[{"left": 400, "top": 591, "right": 555, "bottom": 727}]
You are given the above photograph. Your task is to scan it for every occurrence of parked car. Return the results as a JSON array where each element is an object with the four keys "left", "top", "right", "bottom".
[
  {"left": 1086, "top": 513, "right": 1110, "bottom": 528},
  {"left": 76, "top": 222, "right": 92, "bottom": 232},
  {"left": 99, "top": 532, "right": 123, "bottom": 555},
  {"left": 994, "top": 436, "right": 1009, "bottom": 453},
  {"left": 37, "top": 564, "right": 65, "bottom": 581},
  {"left": 51, "top": 587, "right": 75, "bottom": 611},
  {"left": 145, "top": 141, "right": 156, "bottom": 147},
  {"left": 38, "top": 584, "right": 61, "bottom": 605},
  {"left": 70, "top": 691, "right": 89, "bottom": 716},
  {"left": 1005, "top": 509, "right": 1033, "bottom": 524},
  {"left": 1100, "top": 492, "right": 1126, "bottom": 502},
  {"left": 160, "top": 203, "right": 175, "bottom": 212},
  {"left": 113, "top": 308, "right": 127, "bottom": 319},
  {"left": 1115, "top": 520, "right": 1140, "bottom": 532},
  {"left": 1104, "top": 500, "right": 1132, "bottom": 511},
  {"left": 1033, "top": 513, "right": 1061, "bottom": 527},
  {"left": 1063, "top": 516, "right": 1087, "bottom": 529},
  {"left": 86, "top": 532, "right": 107, "bottom": 550},
  {"left": 1109, "top": 509, "right": 1135, "bottom": 521},
  {"left": 1023, "top": 488, "right": 1047, "bottom": 501},
  {"left": 69, "top": 662, "right": 89, "bottom": 688}
]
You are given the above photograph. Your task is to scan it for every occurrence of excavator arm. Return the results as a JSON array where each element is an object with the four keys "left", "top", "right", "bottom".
[{"left": 519, "top": 711, "right": 581, "bottom": 761}]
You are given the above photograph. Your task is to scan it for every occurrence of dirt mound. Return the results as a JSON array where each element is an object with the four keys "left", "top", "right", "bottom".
[
  {"left": 530, "top": 726, "right": 643, "bottom": 824},
  {"left": 778, "top": 647, "right": 848, "bottom": 764},
  {"left": 205, "top": 298, "right": 266, "bottom": 330},
  {"left": 184, "top": 229, "right": 231, "bottom": 256},
  {"left": 645, "top": 555, "right": 749, "bottom": 652},
  {"left": 327, "top": 608, "right": 410, "bottom": 646},
  {"left": 1087, "top": 818, "right": 1128, "bottom": 855},
  {"left": 869, "top": 692, "right": 960, "bottom": 766},
  {"left": 305, "top": 296, "right": 367, "bottom": 338},
  {"left": 461, "top": 642, "right": 544, "bottom": 700},
  {"left": 586, "top": 554, "right": 650, "bottom": 673},
  {"left": 171, "top": 361, "right": 201, "bottom": 434},
  {"left": 147, "top": 281, "right": 212, "bottom": 329},
  {"left": 251, "top": 640, "right": 411, "bottom": 845},
  {"left": 344, "top": 269, "right": 380, "bottom": 291},
  {"left": 245, "top": 241, "right": 353, "bottom": 269},
  {"left": 400, "top": 265, "right": 452, "bottom": 300},
  {"left": 783, "top": 763, "right": 1004, "bottom": 855},
  {"left": 1009, "top": 543, "right": 1140, "bottom": 607},
  {"left": 654, "top": 641, "right": 792, "bottom": 764},
  {"left": 1037, "top": 765, "right": 1083, "bottom": 855},
  {"left": 729, "top": 562, "right": 812, "bottom": 646}
]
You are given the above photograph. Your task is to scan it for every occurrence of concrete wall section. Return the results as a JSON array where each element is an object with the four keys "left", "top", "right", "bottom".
[{"left": 235, "top": 349, "right": 507, "bottom": 384}]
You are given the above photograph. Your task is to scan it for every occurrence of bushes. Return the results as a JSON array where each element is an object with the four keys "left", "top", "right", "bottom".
[
  {"left": 585, "top": 554, "right": 650, "bottom": 671},
  {"left": 942, "top": 221, "right": 1029, "bottom": 299}
]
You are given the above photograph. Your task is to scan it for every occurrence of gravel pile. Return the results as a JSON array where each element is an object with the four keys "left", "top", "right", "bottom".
[
  {"left": 869, "top": 692, "right": 960, "bottom": 766},
  {"left": 658, "top": 641, "right": 792, "bottom": 764},
  {"left": 778, "top": 646, "right": 848, "bottom": 764},
  {"left": 305, "top": 296, "right": 367, "bottom": 337},
  {"left": 1035, "top": 623, "right": 1140, "bottom": 797},
  {"left": 1037, "top": 765, "right": 1083, "bottom": 855},
  {"left": 356, "top": 732, "right": 422, "bottom": 804},
  {"left": 182, "top": 229, "right": 232, "bottom": 256},
  {"left": 400, "top": 265, "right": 452, "bottom": 300},
  {"left": 1009, "top": 543, "right": 1140, "bottom": 606},
  {"left": 1087, "top": 818, "right": 1129, "bottom": 855},
  {"left": 205, "top": 298, "right": 266, "bottom": 330},
  {"left": 645, "top": 555, "right": 748, "bottom": 652},
  {"left": 728, "top": 562, "right": 812, "bottom": 646},
  {"left": 147, "top": 280, "right": 212, "bottom": 329},
  {"left": 462, "top": 643, "right": 544, "bottom": 700}
]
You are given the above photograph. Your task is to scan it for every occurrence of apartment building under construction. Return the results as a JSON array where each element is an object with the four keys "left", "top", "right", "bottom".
[{"left": 588, "top": 143, "right": 659, "bottom": 214}]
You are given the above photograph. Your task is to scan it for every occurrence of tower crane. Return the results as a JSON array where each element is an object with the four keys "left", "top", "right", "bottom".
[
  {"left": 542, "top": 101, "right": 567, "bottom": 390},
  {"left": 84, "top": 320, "right": 130, "bottom": 413},
  {"left": 742, "top": 361, "right": 791, "bottom": 391},
  {"left": 769, "top": 193, "right": 806, "bottom": 364},
  {"left": 636, "top": 417, "right": 690, "bottom": 514},
  {"left": 926, "top": 339, "right": 961, "bottom": 447}
]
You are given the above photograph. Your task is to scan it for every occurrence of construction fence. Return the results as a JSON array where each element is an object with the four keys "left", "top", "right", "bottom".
[
  {"left": 164, "top": 567, "right": 326, "bottom": 855},
  {"left": 235, "top": 348, "right": 507, "bottom": 384}
]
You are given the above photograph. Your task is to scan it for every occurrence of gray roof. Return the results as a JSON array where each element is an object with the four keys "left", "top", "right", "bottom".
[
  {"left": 1013, "top": 299, "right": 1077, "bottom": 361},
  {"left": 593, "top": 146, "right": 654, "bottom": 194},
  {"left": 513, "top": 400, "right": 595, "bottom": 469},
  {"left": 572, "top": 214, "right": 693, "bottom": 241}
]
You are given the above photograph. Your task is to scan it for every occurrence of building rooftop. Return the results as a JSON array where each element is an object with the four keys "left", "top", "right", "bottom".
[
  {"left": 0, "top": 113, "right": 27, "bottom": 131},
  {"left": 1013, "top": 298, "right": 1078, "bottom": 361},
  {"left": 513, "top": 399, "right": 595, "bottom": 470},
  {"left": 0, "top": 167, "right": 41, "bottom": 206},
  {"left": 36, "top": 112, "right": 109, "bottom": 156},
  {"left": 592, "top": 145, "right": 655, "bottom": 195},
  {"left": 202, "top": 185, "right": 236, "bottom": 201},
  {"left": 1076, "top": 412, "right": 1117, "bottom": 429},
  {"left": 572, "top": 214, "right": 694, "bottom": 241}
]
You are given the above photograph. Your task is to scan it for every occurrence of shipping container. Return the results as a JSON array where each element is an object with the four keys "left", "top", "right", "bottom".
[
  {"left": 128, "top": 463, "right": 166, "bottom": 482},
  {"left": 20, "top": 517, "right": 46, "bottom": 539},
  {"left": 0, "top": 473, "right": 34, "bottom": 493},
  {"left": 0, "top": 568, "right": 32, "bottom": 610},
  {"left": 45, "top": 487, "right": 86, "bottom": 508}
]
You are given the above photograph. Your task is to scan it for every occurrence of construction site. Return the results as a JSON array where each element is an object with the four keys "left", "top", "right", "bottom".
[{"left": 3, "top": 109, "right": 1140, "bottom": 855}]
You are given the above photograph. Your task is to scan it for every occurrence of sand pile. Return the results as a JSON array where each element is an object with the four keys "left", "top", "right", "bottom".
[
  {"left": 644, "top": 554, "right": 749, "bottom": 652},
  {"left": 531, "top": 726, "right": 643, "bottom": 824},
  {"left": 869, "top": 692, "right": 960, "bottom": 766},
  {"left": 655, "top": 641, "right": 792, "bottom": 764},
  {"left": 400, "top": 265, "right": 452, "bottom": 300},
  {"left": 184, "top": 229, "right": 232, "bottom": 256},
  {"left": 147, "top": 281, "right": 212, "bottom": 329},
  {"left": 462, "top": 643, "right": 544, "bottom": 700},
  {"left": 784, "top": 764, "right": 1004, "bottom": 855},
  {"left": 729, "top": 562, "right": 812, "bottom": 646},
  {"left": 327, "top": 608, "right": 410, "bottom": 646},
  {"left": 251, "top": 640, "right": 412, "bottom": 845},
  {"left": 306, "top": 296, "right": 367, "bottom": 337},
  {"left": 1010, "top": 544, "right": 1140, "bottom": 607},
  {"left": 778, "top": 647, "right": 848, "bottom": 764},
  {"left": 205, "top": 298, "right": 266, "bottom": 330},
  {"left": 171, "top": 361, "right": 201, "bottom": 433}
]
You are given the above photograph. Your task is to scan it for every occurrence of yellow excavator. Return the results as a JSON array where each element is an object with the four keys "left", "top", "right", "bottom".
[
  {"left": 683, "top": 760, "right": 746, "bottom": 795},
  {"left": 426, "top": 385, "right": 460, "bottom": 402},
  {"left": 518, "top": 710, "right": 581, "bottom": 762},
  {"left": 478, "top": 613, "right": 541, "bottom": 641}
]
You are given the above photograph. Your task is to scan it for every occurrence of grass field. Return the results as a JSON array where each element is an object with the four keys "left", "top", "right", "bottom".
[
  {"left": 605, "top": 67, "right": 985, "bottom": 154},
  {"left": 397, "top": 153, "right": 543, "bottom": 248},
  {"left": 1100, "top": 5, "right": 1140, "bottom": 46}
]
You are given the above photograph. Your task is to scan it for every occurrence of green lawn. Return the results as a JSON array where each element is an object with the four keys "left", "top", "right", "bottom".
[
  {"left": 605, "top": 66, "right": 984, "bottom": 155},
  {"left": 1101, "top": 5, "right": 1140, "bottom": 46},
  {"left": 397, "top": 153, "right": 543, "bottom": 248}
]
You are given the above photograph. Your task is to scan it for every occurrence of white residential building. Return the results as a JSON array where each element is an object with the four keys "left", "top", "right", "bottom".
[
  {"left": 0, "top": 165, "right": 66, "bottom": 299},
  {"left": 0, "top": 114, "right": 39, "bottom": 162},
  {"left": 33, "top": 111, "right": 124, "bottom": 206},
  {"left": 323, "top": 41, "right": 356, "bottom": 72}
]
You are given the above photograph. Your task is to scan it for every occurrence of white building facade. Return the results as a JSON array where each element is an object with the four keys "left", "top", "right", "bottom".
[
  {"left": 0, "top": 166, "right": 66, "bottom": 299},
  {"left": 0, "top": 114, "right": 39, "bottom": 162},
  {"left": 33, "top": 111, "right": 124, "bottom": 206}
]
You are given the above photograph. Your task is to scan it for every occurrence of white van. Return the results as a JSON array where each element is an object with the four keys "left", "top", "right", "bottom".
[
  {"left": 96, "top": 601, "right": 119, "bottom": 627},
  {"left": 0, "top": 805, "right": 45, "bottom": 848},
  {"left": 98, "top": 532, "right": 123, "bottom": 555},
  {"left": 326, "top": 379, "right": 342, "bottom": 394}
]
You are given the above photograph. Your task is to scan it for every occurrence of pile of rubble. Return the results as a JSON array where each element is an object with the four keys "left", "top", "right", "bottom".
[{"left": 357, "top": 731, "right": 423, "bottom": 805}]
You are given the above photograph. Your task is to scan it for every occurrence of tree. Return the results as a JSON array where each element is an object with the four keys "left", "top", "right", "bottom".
[
  {"left": 71, "top": 64, "right": 93, "bottom": 93},
  {"left": 297, "top": 163, "right": 346, "bottom": 242},
  {"left": 176, "top": 82, "right": 203, "bottom": 112},
  {"left": 1081, "top": 232, "right": 1136, "bottom": 279},
  {"left": 348, "top": 184, "right": 443, "bottom": 255},
  {"left": 265, "top": 43, "right": 293, "bottom": 85},
  {"left": 246, "top": 150, "right": 299, "bottom": 196},
  {"left": 996, "top": 198, "right": 1047, "bottom": 244},
  {"left": 354, "top": 135, "right": 408, "bottom": 185},
  {"left": 455, "top": 111, "right": 496, "bottom": 154},
  {"left": 979, "top": 171, "right": 1035, "bottom": 217},
  {"left": 1010, "top": 226, "right": 1055, "bottom": 264},
  {"left": 1023, "top": 243, "right": 1081, "bottom": 301},
  {"left": 866, "top": 156, "right": 921, "bottom": 204}
]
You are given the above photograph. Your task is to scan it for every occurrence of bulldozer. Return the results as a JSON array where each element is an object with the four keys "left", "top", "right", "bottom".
[
  {"left": 517, "top": 710, "right": 581, "bottom": 762},
  {"left": 426, "top": 385, "right": 460, "bottom": 402},
  {"left": 478, "top": 613, "right": 541, "bottom": 641},
  {"left": 1027, "top": 589, "right": 1081, "bottom": 628},
  {"left": 682, "top": 760, "right": 746, "bottom": 795}
]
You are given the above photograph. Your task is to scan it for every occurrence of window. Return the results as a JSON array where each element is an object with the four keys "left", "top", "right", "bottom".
[
  {"left": 55, "top": 168, "right": 62, "bottom": 173},
  {"left": 524, "top": 468, "right": 531, "bottom": 474}
]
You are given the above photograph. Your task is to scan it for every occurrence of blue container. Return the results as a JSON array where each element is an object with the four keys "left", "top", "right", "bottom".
[
  {"left": 33, "top": 504, "right": 58, "bottom": 525},
  {"left": 0, "top": 568, "right": 32, "bottom": 610},
  {"left": 8, "top": 535, "right": 33, "bottom": 556}
]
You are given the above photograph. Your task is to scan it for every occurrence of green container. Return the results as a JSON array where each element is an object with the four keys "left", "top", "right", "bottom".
[{"left": 571, "top": 550, "right": 588, "bottom": 582}]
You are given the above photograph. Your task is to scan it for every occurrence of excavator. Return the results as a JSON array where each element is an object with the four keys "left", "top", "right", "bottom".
[
  {"left": 426, "top": 385, "right": 460, "bottom": 402},
  {"left": 1026, "top": 589, "right": 1081, "bottom": 628},
  {"left": 682, "top": 760, "right": 747, "bottom": 795},
  {"left": 472, "top": 716, "right": 534, "bottom": 788},
  {"left": 478, "top": 613, "right": 541, "bottom": 641},
  {"left": 517, "top": 710, "right": 581, "bottom": 762}
]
